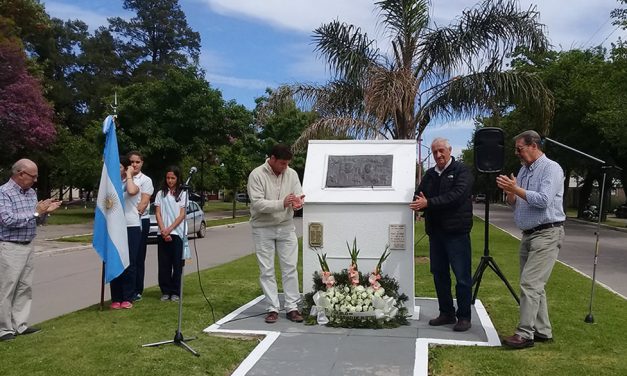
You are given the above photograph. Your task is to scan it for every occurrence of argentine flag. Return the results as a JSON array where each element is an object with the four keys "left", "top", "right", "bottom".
[{"left": 92, "top": 115, "right": 129, "bottom": 283}]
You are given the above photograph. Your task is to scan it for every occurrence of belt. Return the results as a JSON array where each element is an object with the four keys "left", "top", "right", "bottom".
[
  {"left": 0, "top": 240, "right": 32, "bottom": 245},
  {"left": 522, "top": 222, "right": 564, "bottom": 235}
]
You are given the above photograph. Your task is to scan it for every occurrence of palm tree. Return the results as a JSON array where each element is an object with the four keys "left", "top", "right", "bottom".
[{"left": 280, "top": 0, "right": 554, "bottom": 150}]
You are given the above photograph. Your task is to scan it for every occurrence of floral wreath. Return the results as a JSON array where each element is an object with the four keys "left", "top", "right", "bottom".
[{"left": 303, "top": 238, "right": 409, "bottom": 329}]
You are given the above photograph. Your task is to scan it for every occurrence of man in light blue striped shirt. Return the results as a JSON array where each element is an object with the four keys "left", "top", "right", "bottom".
[{"left": 496, "top": 130, "right": 565, "bottom": 349}]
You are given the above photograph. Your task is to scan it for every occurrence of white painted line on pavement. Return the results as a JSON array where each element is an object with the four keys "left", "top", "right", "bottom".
[{"left": 413, "top": 298, "right": 501, "bottom": 376}]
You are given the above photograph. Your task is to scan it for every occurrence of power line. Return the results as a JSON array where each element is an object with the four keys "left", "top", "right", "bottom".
[
  {"left": 598, "top": 25, "right": 622, "bottom": 46},
  {"left": 583, "top": 15, "right": 611, "bottom": 47}
]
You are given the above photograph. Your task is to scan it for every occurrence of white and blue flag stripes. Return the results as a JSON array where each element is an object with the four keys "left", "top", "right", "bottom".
[{"left": 92, "top": 115, "right": 129, "bottom": 283}]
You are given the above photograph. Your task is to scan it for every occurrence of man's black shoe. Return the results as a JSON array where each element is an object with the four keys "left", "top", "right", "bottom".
[
  {"left": 453, "top": 319, "right": 472, "bottom": 332},
  {"left": 502, "top": 334, "right": 534, "bottom": 349},
  {"left": 19, "top": 327, "right": 41, "bottom": 335},
  {"left": 0, "top": 333, "right": 16, "bottom": 341},
  {"left": 428, "top": 314, "right": 457, "bottom": 326},
  {"left": 533, "top": 335, "right": 553, "bottom": 343}
]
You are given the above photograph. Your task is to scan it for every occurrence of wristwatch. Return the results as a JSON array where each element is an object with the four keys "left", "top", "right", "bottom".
[{"left": 33, "top": 212, "right": 40, "bottom": 218}]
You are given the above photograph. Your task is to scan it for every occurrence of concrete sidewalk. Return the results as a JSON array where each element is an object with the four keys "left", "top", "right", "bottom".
[{"left": 205, "top": 295, "right": 500, "bottom": 376}]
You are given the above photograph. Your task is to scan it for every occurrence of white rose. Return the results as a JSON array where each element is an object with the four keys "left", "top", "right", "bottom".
[
  {"left": 361, "top": 292, "right": 368, "bottom": 299},
  {"left": 355, "top": 305, "right": 362, "bottom": 312},
  {"left": 355, "top": 285, "right": 365, "bottom": 293},
  {"left": 344, "top": 286, "right": 350, "bottom": 293},
  {"left": 349, "top": 306, "right": 356, "bottom": 312}
]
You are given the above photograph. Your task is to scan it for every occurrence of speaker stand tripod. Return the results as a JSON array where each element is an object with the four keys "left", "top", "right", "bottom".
[{"left": 472, "top": 181, "right": 520, "bottom": 305}]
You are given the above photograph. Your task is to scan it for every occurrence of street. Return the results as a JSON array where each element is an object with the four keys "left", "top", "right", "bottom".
[
  {"left": 31, "top": 218, "right": 303, "bottom": 324},
  {"left": 473, "top": 203, "right": 627, "bottom": 298}
]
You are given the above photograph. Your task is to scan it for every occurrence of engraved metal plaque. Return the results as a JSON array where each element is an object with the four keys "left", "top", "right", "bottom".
[
  {"left": 308, "top": 222, "right": 323, "bottom": 248},
  {"left": 325, "top": 155, "right": 393, "bottom": 188},
  {"left": 388, "top": 224, "right": 406, "bottom": 250}
]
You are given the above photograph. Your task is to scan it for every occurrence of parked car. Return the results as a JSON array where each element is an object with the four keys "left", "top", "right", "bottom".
[
  {"left": 235, "top": 193, "right": 249, "bottom": 203},
  {"left": 614, "top": 203, "right": 627, "bottom": 218},
  {"left": 474, "top": 193, "right": 486, "bottom": 203},
  {"left": 147, "top": 201, "right": 206, "bottom": 243}
]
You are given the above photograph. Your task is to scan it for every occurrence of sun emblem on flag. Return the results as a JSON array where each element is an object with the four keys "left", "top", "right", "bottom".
[{"left": 103, "top": 193, "right": 119, "bottom": 211}]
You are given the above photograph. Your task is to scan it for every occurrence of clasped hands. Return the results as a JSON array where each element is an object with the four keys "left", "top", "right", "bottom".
[
  {"left": 495, "top": 173, "right": 517, "bottom": 193},
  {"left": 284, "top": 193, "right": 306, "bottom": 210},
  {"left": 36, "top": 198, "right": 62, "bottom": 216}
]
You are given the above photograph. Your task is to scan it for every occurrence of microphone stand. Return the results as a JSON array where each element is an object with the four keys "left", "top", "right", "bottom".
[
  {"left": 143, "top": 169, "right": 199, "bottom": 356},
  {"left": 543, "top": 137, "right": 622, "bottom": 324}
]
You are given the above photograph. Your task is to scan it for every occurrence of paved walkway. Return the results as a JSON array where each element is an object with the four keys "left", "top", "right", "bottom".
[{"left": 204, "top": 295, "right": 500, "bottom": 376}]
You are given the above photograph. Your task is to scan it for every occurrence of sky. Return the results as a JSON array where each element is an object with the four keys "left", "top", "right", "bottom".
[{"left": 42, "top": 0, "right": 625, "bottom": 164}]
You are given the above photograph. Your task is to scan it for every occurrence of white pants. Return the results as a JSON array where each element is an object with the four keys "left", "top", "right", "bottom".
[
  {"left": 251, "top": 224, "right": 300, "bottom": 312},
  {"left": 0, "top": 242, "right": 34, "bottom": 336}
]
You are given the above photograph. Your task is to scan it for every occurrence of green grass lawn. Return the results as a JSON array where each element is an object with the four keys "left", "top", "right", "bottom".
[
  {"left": 1, "top": 218, "right": 626, "bottom": 375},
  {"left": 46, "top": 206, "right": 96, "bottom": 225},
  {"left": 46, "top": 201, "right": 249, "bottom": 226}
]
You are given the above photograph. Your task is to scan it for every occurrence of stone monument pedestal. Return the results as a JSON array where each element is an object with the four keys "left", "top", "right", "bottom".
[{"left": 302, "top": 140, "right": 417, "bottom": 315}]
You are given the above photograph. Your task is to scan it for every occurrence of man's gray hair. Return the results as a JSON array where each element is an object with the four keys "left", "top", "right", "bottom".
[
  {"left": 514, "top": 130, "right": 542, "bottom": 148},
  {"left": 431, "top": 137, "right": 451, "bottom": 149}
]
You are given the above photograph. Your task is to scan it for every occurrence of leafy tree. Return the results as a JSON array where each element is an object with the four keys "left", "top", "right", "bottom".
[
  {"left": 0, "top": 35, "right": 55, "bottom": 164},
  {"left": 48, "top": 125, "right": 101, "bottom": 199},
  {"left": 212, "top": 140, "right": 253, "bottom": 217},
  {"left": 254, "top": 87, "right": 317, "bottom": 174},
  {"left": 0, "top": 0, "right": 49, "bottom": 54},
  {"left": 280, "top": 0, "right": 553, "bottom": 149},
  {"left": 487, "top": 45, "right": 627, "bottom": 216},
  {"left": 611, "top": 0, "right": 627, "bottom": 30},
  {"left": 108, "top": 0, "right": 200, "bottom": 77},
  {"left": 115, "top": 67, "right": 228, "bottom": 178}
]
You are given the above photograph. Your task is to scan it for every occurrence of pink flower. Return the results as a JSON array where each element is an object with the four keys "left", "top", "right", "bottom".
[
  {"left": 348, "top": 265, "right": 359, "bottom": 286},
  {"left": 369, "top": 273, "right": 382, "bottom": 290},
  {"left": 322, "top": 271, "right": 335, "bottom": 288}
]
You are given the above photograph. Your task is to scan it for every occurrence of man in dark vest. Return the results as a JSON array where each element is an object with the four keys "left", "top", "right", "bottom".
[{"left": 410, "top": 138, "right": 474, "bottom": 332}]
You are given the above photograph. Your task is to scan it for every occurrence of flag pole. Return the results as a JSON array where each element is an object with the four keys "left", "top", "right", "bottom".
[{"left": 99, "top": 92, "right": 119, "bottom": 310}]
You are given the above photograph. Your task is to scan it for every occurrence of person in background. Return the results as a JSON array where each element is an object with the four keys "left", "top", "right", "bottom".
[
  {"left": 126, "top": 151, "right": 154, "bottom": 302},
  {"left": 410, "top": 138, "right": 474, "bottom": 332},
  {"left": 110, "top": 156, "right": 140, "bottom": 310},
  {"left": 0, "top": 159, "right": 61, "bottom": 341},
  {"left": 154, "top": 166, "right": 186, "bottom": 302},
  {"left": 247, "top": 144, "right": 305, "bottom": 324},
  {"left": 496, "top": 130, "right": 565, "bottom": 349}
]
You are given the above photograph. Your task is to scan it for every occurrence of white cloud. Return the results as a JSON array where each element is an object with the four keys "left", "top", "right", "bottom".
[
  {"left": 43, "top": 1, "right": 128, "bottom": 30},
  {"left": 205, "top": 72, "right": 274, "bottom": 90},
  {"left": 430, "top": 0, "right": 625, "bottom": 50},
  {"left": 201, "top": 0, "right": 380, "bottom": 35},
  {"left": 199, "top": 48, "right": 230, "bottom": 73}
]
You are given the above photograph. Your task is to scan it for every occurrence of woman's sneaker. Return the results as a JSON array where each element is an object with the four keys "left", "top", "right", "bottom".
[
  {"left": 120, "top": 301, "right": 133, "bottom": 309},
  {"left": 170, "top": 295, "right": 180, "bottom": 302},
  {"left": 110, "top": 302, "right": 122, "bottom": 310},
  {"left": 160, "top": 294, "right": 170, "bottom": 301}
]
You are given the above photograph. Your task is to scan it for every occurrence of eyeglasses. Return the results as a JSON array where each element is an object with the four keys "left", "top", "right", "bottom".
[
  {"left": 20, "top": 170, "right": 38, "bottom": 179},
  {"left": 515, "top": 145, "right": 528, "bottom": 153}
]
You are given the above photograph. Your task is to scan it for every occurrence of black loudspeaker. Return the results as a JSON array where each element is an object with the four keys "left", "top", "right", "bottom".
[{"left": 474, "top": 127, "right": 504, "bottom": 173}]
